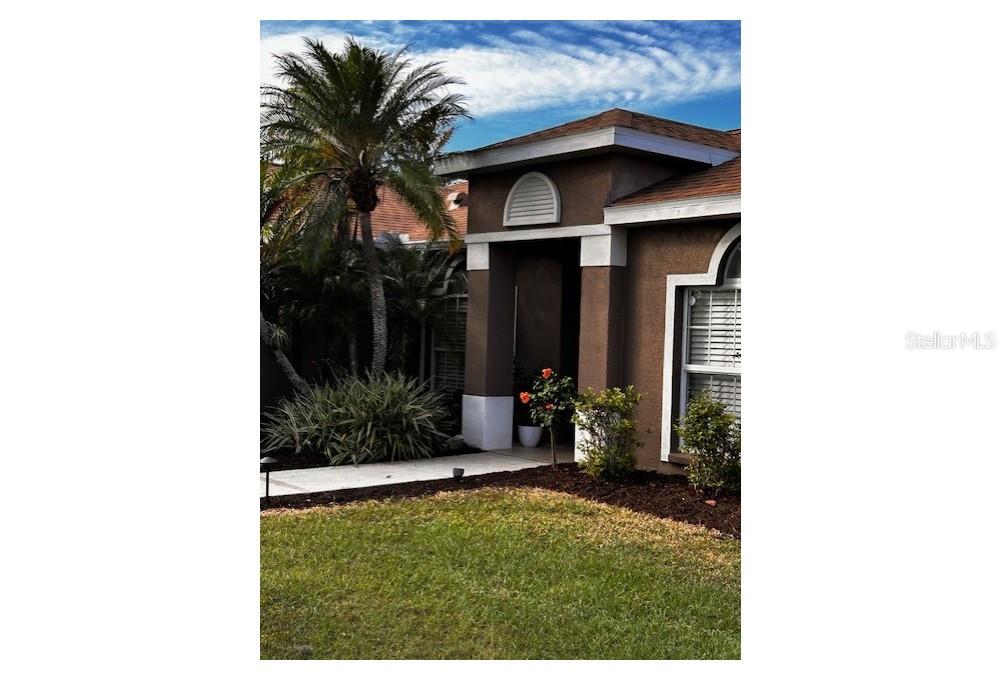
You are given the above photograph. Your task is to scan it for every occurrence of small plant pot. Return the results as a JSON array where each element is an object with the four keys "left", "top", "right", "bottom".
[
  {"left": 452, "top": 467, "right": 464, "bottom": 479},
  {"left": 517, "top": 425, "right": 543, "bottom": 448}
]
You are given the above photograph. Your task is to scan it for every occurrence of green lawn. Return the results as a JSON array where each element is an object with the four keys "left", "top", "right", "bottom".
[{"left": 260, "top": 488, "right": 740, "bottom": 659}]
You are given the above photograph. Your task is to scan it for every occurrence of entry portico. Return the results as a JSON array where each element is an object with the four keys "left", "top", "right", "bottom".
[{"left": 438, "top": 108, "right": 741, "bottom": 472}]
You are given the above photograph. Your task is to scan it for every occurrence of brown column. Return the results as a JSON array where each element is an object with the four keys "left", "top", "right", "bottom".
[
  {"left": 464, "top": 245, "right": 515, "bottom": 396},
  {"left": 577, "top": 265, "right": 626, "bottom": 392},
  {"left": 462, "top": 244, "right": 515, "bottom": 450}
]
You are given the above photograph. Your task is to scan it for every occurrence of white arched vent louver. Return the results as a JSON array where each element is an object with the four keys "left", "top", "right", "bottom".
[{"left": 503, "top": 172, "right": 560, "bottom": 227}]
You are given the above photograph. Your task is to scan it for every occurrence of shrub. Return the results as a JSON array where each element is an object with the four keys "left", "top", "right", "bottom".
[
  {"left": 572, "top": 386, "right": 642, "bottom": 480},
  {"left": 674, "top": 392, "right": 741, "bottom": 492},
  {"left": 261, "top": 372, "right": 449, "bottom": 465}
]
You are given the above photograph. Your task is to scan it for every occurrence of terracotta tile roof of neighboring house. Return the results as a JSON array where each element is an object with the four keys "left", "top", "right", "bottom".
[
  {"left": 476, "top": 108, "right": 741, "bottom": 152},
  {"left": 612, "top": 156, "right": 741, "bottom": 207},
  {"left": 368, "top": 180, "right": 468, "bottom": 242}
]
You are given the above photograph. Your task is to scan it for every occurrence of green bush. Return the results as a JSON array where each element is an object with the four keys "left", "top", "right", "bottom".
[
  {"left": 261, "top": 372, "right": 449, "bottom": 465},
  {"left": 572, "top": 386, "right": 642, "bottom": 480},
  {"left": 674, "top": 391, "right": 741, "bottom": 492}
]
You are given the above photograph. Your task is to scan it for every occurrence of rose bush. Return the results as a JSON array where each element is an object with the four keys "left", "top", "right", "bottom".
[{"left": 521, "top": 368, "right": 576, "bottom": 468}]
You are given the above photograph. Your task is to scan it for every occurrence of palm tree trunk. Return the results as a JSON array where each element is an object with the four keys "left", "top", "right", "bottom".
[
  {"left": 260, "top": 312, "right": 309, "bottom": 394},
  {"left": 347, "top": 332, "right": 358, "bottom": 375},
  {"left": 358, "top": 211, "right": 388, "bottom": 374}
]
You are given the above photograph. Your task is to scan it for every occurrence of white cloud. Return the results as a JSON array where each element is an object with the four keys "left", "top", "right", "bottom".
[{"left": 260, "top": 23, "right": 740, "bottom": 119}]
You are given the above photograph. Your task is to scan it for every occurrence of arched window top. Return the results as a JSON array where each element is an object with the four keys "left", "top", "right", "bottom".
[
  {"left": 723, "top": 240, "right": 740, "bottom": 283},
  {"left": 503, "top": 172, "right": 560, "bottom": 227}
]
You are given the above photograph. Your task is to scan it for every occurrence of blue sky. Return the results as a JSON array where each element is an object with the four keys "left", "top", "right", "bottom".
[{"left": 260, "top": 20, "right": 740, "bottom": 151}]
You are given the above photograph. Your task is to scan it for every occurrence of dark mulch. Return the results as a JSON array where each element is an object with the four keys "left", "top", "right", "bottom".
[{"left": 261, "top": 463, "right": 740, "bottom": 538}]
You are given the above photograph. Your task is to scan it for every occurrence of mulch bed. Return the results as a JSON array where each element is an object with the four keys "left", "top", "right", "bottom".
[{"left": 261, "top": 463, "right": 740, "bottom": 538}]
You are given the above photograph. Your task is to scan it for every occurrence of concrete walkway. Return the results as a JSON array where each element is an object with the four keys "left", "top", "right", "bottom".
[{"left": 260, "top": 446, "right": 575, "bottom": 498}]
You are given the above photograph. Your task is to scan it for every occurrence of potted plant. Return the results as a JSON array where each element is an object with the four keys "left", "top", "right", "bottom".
[
  {"left": 522, "top": 368, "right": 577, "bottom": 468},
  {"left": 516, "top": 389, "right": 543, "bottom": 447},
  {"left": 513, "top": 360, "right": 541, "bottom": 447}
]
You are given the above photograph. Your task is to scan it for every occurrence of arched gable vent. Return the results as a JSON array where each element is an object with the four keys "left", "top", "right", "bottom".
[{"left": 503, "top": 172, "right": 561, "bottom": 226}]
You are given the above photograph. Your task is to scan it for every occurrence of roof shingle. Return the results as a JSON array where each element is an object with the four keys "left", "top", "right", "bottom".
[
  {"left": 476, "top": 108, "right": 740, "bottom": 153},
  {"left": 612, "top": 157, "right": 740, "bottom": 207},
  {"left": 368, "top": 180, "right": 468, "bottom": 242}
]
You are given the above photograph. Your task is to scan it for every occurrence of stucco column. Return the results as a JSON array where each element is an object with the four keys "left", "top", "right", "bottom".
[
  {"left": 462, "top": 243, "right": 515, "bottom": 450},
  {"left": 575, "top": 229, "right": 627, "bottom": 460}
]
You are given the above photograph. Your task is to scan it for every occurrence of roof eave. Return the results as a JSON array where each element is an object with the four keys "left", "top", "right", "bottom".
[
  {"left": 604, "top": 192, "right": 741, "bottom": 225},
  {"left": 435, "top": 126, "right": 738, "bottom": 177}
]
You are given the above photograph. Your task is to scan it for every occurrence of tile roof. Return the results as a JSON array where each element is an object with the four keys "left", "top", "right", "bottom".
[
  {"left": 367, "top": 180, "right": 468, "bottom": 242},
  {"left": 612, "top": 156, "right": 741, "bottom": 207},
  {"left": 476, "top": 108, "right": 740, "bottom": 153}
]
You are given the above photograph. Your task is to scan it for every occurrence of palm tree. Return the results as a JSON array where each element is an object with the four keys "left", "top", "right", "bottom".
[
  {"left": 261, "top": 37, "right": 469, "bottom": 374},
  {"left": 380, "top": 235, "right": 465, "bottom": 371},
  {"left": 260, "top": 160, "right": 312, "bottom": 394}
]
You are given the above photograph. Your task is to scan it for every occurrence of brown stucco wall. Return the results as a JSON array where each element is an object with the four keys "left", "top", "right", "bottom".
[
  {"left": 608, "top": 153, "right": 682, "bottom": 203},
  {"left": 515, "top": 254, "right": 564, "bottom": 375},
  {"left": 621, "top": 220, "right": 738, "bottom": 471},
  {"left": 577, "top": 266, "right": 625, "bottom": 391},
  {"left": 467, "top": 156, "right": 612, "bottom": 233},
  {"left": 466, "top": 153, "right": 688, "bottom": 234}
]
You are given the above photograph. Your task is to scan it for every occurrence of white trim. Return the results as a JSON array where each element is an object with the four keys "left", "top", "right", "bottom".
[
  {"left": 462, "top": 395, "right": 513, "bottom": 450},
  {"left": 683, "top": 365, "right": 741, "bottom": 376},
  {"left": 604, "top": 193, "right": 741, "bottom": 225},
  {"left": 502, "top": 172, "right": 561, "bottom": 227},
  {"left": 612, "top": 126, "right": 738, "bottom": 166},
  {"left": 464, "top": 223, "right": 610, "bottom": 244},
  {"left": 435, "top": 126, "right": 738, "bottom": 175},
  {"left": 659, "top": 224, "right": 741, "bottom": 462},
  {"left": 579, "top": 229, "right": 627, "bottom": 267},
  {"left": 466, "top": 242, "right": 490, "bottom": 271}
]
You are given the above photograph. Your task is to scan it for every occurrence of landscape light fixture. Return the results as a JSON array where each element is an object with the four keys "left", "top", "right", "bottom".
[
  {"left": 261, "top": 456, "right": 278, "bottom": 499},
  {"left": 453, "top": 467, "right": 464, "bottom": 480}
]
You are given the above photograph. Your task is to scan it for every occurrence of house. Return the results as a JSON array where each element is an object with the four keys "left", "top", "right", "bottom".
[
  {"left": 369, "top": 180, "right": 469, "bottom": 244},
  {"left": 436, "top": 108, "right": 740, "bottom": 473}
]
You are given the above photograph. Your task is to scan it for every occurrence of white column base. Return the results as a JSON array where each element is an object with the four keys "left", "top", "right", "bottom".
[
  {"left": 462, "top": 395, "right": 513, "bottom": 450},
  {"left": 573, "top": 423, "right": 590, "bottom": 462}
]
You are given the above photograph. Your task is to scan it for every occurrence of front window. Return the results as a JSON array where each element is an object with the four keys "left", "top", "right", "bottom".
[{"left": 682, "top": 242, "right": 741, "bottom": 420}]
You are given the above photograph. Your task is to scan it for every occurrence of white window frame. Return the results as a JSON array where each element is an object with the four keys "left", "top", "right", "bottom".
[
  {"left": 659, "top": 224, "right": 740, "bottom": 462},
  {"left": 502, "top": 171, "right": 561, "bottom": 227},
  {"left": 679, "top": 246, "right": 741, "bottom": 423}
]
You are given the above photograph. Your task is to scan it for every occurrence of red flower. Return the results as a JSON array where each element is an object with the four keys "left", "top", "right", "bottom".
[
  {"left": 519, "top": 391, "right": 531, "bottom": 404},
  {"left": 544, "top": 403, "right": 554, "bottom": 411},
  {"left": 541, "top": 368, "right": 553, "bottom": 379}
]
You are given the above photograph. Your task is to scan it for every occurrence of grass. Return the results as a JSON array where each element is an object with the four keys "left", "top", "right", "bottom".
[{"left": 260, "top": 488, "right": 740, "bottom": 659}]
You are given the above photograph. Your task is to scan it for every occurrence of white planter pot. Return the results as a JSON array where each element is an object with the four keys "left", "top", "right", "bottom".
[{"left": 517, "top": 425, "right": 543, "bottom": 448}]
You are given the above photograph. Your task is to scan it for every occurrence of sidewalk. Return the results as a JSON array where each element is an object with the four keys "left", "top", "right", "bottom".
[{"left": 260, "top": 446, "right": 575, "bottom": 498}]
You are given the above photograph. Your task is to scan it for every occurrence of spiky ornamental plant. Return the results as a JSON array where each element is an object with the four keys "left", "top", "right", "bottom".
[
  {"left": 261, "top": 372, "right": 449, "bottom": 465},
  {"left": 261, "top": 37, "right": 470, "bottom": 375}
]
